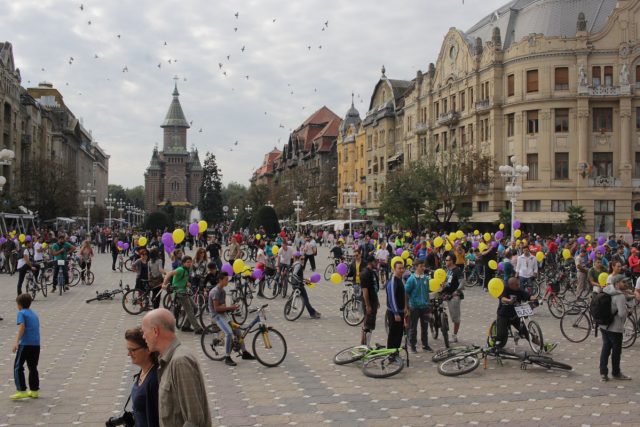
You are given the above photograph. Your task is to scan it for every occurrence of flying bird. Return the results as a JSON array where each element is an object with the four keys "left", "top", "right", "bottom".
[
  {"left": 94, "top": 54, "right": 99, "bottom": 58},
  {"left": 325, "top": 21, "right": 329, "bottom": 27},
  {"left": 245, "top": 75, "right": 249, "bottom": 80},
  {"left": 307, "top": 46, "right": 311, "bottom": 50},
  {"left": 157, "top": 62, "right": 161, "bottom": 68},
  {"left": 87, "top": 20, "right": 91, "bottom": 25},
  {"left": 163, "top": 41, "right": 167, "bottom": 46},
  {"left": 318, "top": 45, "right": 322, "bottom": 49},
  {"left": 218, "top": 63, "right": 223, "bottom": 69},
  {"left": 227, "top": 55, "right": 231, "bottom": 60},
  {"left": 122, "top": 66, "right": 128, "bottom": 72},
  {"left": 234, "top": 141, "right": 238, "bottom": 146},
  {"left": 272, "top": 18, "right": 276, "bottom": 22},
  {"left": 168, "top": 59, "right": 172, "bottom": 64},
  {"left": 234, "top": 27, "right": 238, "bottom": 32},
  {"left": 279, "top": 124, "right": 285, "bottom": 128},
  {"left": 117, "top": 34, "right": 121, "bottom": 39},
  {"left": 223, "top": 71, "right": 227, "bottom": 76},
  {"left": 199, "top": 128, "right": 203, "bottom": 133},
  {"left": 234, "top": 12, "right": 239, "bottom": 18},
  {"left": 190, "top": 121, "right": 193, "bottom": 125},
  {"left": 80, "top": 4, "right": 84, "bottom": 11},
  {"left": 241, "top": 46, "right": 245, "bottom": 52}
]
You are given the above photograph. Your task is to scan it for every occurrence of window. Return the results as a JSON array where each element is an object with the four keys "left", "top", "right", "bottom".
[
  {"left": 636, "top": 65, "right": 640, "bottom": 87},
  {"left": 636, "top": 107, "right": 640, "bottom": 130},
  {"left": 554, "top": 67, "right": 569, "bottom": 90},
  {"left": 468, "top": 124, "right": 473, "bottom": 143},
  {"left": 555, "top": 108, "right": 569, "bottom": 132},
  {"left": 443, "top": 132, "right": 448, "bottom": 151},
  {"left": 451, "top": 129, "right": 456, "bottom": 148},
  {"left": 506, "top": 113, "right": 515, "bottom": 137},
  {"left": 594, "top": 200, "right": 615, "bottom": 235},
  {"left": 592, "top": 66, "right": 601, "bottom": 87},
  {"left": 443, "top": 99, "right": 448, "bottom": 113},
  {"left": 367, "top": 135, "right": 372, "bottom": 150},
  {"left": 523, "top": 200, "right": 541, "bottom": 212},
  {"left": 551, "top": 200, "right": 572, "bottom": 212},
  {"left": 554, "top": 152, "right": 569, "bottom": 180},
  {"left": 435, "top": 102, "right": 439, "bottom": 117},
  {"left": 380, "top": 157, "right": 384, "bottom": 172},
  {"left": 527, "top": 154, "right": 538, "bottom": 180},
  {"left": 460, "top": 91, "right": 465, "bottom": 111},
  {"left": 469, "top": 88, "right": 474, "bottom": 105},
  {"left": 367, "top": 160, "right": 372, "bottom": 174},
  {"left": 593, "top": 108, "right": 613, "bottom": 132},
  {"left": 604, "top": 66, "right": 613, "bottom": 87},
  {"left": 451, "top": 95, "right": 456, "bottom": 112},
  {"left": 527, "top": 110, "right": 539, "bottom": 134},
  {"left": 635, "top": 152, "right": 640, "bottom": 178},
  {"left": 526, "top": 70, "right": 538, "bottom": 93},
  {"left": 593, "top": 152, "right": 613, "bottom": 177},
  {"left": 477, "top": 201, "right": 489, "bottom": 212},
  {"left": 507, "top": 74, "right": 514, "bottom": 97},
  {"left": 461, "top": 126, "right": 466, "bottom": 145}
]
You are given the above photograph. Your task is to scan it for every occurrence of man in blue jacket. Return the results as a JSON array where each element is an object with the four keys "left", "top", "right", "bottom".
[
  {"left": 386, "top": 259, "right": 407, "bottom": 349},
  {"left": 404, "top": 259, "right": 432, "bottom": 352}
]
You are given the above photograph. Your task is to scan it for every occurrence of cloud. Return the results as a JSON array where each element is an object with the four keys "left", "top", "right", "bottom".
[{"left": 3, "top": 0, "right": 507, "bottom": 187}]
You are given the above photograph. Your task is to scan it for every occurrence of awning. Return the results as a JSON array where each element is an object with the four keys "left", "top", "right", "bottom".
[
  {"left": 387, "top": 153, "right": 403, "bottom": 164},
  {"left": 516, "top": 212, "right": 568, "bottom": 224},
  {"left": 469, "top": 212, "right": 500, "bottom": 223}
]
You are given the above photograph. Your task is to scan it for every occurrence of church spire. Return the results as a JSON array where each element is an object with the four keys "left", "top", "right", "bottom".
[{"left": 161, "top": 77, "right": 189, "bottom": 128}]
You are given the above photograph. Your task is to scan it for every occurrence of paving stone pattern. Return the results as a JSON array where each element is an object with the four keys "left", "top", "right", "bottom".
[{"left": 0, "top": 247, "right": 639, "bottom": 426}]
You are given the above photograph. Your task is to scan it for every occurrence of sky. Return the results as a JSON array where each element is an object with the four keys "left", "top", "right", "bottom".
[{"left": 3, "top": 0, "right": 508, "bottom": 188}]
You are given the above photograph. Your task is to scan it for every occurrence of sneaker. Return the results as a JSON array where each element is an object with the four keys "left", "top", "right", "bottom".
[
  {"left": 410, "top": 346, "right": 417, "bottom": 353},
  {"left": 242, "top": 351, "right": 256, "bottom": 360},
  {"left": 544, "top": 342, "right": 558, "bottom": 353},
  {"left": 28, "top": 390, "right": 39, "bottom": 398},
  {"left": 224, "top": 356, "right": 237, "bottom": 366},
  {"left": 422, "top": 345, "right": 433, "bottom": 352},
  {"left": 601, "top": 374, "right": 609, "bottom": 382},
  {"left": 10, "top": 391, "right": 29, "bottom": 400},
  {"left": 612, "top": 373, "right": 632, "bottom": 381},
  {"left": 311, "top": 312, "right": 321, "bottom": 319},
  {"left": 450, "top": 335, "right": 458, "bottom": 343}
]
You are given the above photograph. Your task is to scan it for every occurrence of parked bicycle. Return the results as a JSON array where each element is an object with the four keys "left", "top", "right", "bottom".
[
  {"left": 333, "top": 334, "right": 410, "bottom": 379},
  {"left": 25, "top": 268, "right": 46, "bottom": 300},
  {"left": 429, "top": 294, "right": 450, "bottom": 348},
  {"left": 339, "top": 281, "right": 364, "bottom": 326},
  {"left": 122, "top": 280, "right": 162, "bottom": 315}
]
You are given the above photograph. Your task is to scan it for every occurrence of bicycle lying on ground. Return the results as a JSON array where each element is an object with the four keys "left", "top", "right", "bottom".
[
  {"left": 333, "top": 335, "right": 410, "bottom": 379},
  {"left": 86, "top": 282, "right": 129, "bottom": 303}
]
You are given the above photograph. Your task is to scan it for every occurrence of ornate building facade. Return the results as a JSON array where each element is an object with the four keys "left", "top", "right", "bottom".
[
  {"left": 336, "top": 96, "right": 365, "bottom": 210},
  {"left": 144, "top": 83, "right": 202, "bottom": 215}
]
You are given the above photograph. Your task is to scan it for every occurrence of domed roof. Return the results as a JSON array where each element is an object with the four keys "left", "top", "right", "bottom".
[
  {"left": 465, "top": 0, "right": 617, "bottom": 50},
  {"left": 339, "top": 95, "right": 361, "bottom": 136},
  {"left": 161, "top": 83, "right": 190, "bottom": 128}
]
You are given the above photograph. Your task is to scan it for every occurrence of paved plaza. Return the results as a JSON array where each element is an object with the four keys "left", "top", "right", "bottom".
[{"left": 0, "top": 247, "right": 639, "bottom": 426}]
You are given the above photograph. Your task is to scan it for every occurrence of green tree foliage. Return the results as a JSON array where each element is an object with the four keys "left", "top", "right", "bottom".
[
  {"left": 199, "top": 152, "right": 224, "bottom": 223},
  {"left": 231, "top": 210, "right": 251, "bottom": 232},
  {"left": 249, "top": 206, "right": 281, "bottom": 236},
  {"left": 246, "top": 184, "right": 270, "bottom": 210},
  {"left": 221, "top": 182, "right": 248, "bottom": 213},
  {"left": 566, "top": 205, "right": 586, "bottom": 234},
  {"left": 107, "top": 184, "right": 144, "bottom": 207},
  {"left": 145, "top": 211, "right": 172, "bottom": 232},
  {"left": 161, "top": 201, "right": 175, "bottom": 226}
]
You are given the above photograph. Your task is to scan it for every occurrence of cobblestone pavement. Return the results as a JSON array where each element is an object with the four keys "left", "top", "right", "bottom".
[{"left": 0, "top": 246, "right": 639, "bottom": 426}]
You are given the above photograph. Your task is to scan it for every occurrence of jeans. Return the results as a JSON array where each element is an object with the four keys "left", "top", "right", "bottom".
[
  {"left": 495, "top": 316, "right": 525, "bottom": 348},
  {"left": 304, "top": 254, "right": 316, "bottom": 271},
  {"left": 600, "top": 329, "right": 623, "bottom": 376},
  {"left": 386, "top": 311, "right": 404, "bottom": 349},
  {"left": 214, "top": 314, "right": 245, "bottom": 356},
  {"left": 408, "top": 306, "right": 430, "bottom": 348},
  {"left": 16, "top": 266, "right": 28, "bottom": 295},
  {"left": 519, "top": 276, "right": 532, "bottom": 292},
  {"left": 14, "top": 345, "right": 39, "bottom": 392},
  {"left": 52, "top": 264, "right": 68, "bottom": 288},
  {"left": 295, "top": 283, "right": 317, "bottom": 316}
]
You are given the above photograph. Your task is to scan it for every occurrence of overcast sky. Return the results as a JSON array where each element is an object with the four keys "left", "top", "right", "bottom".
[{"left": 4, "top": 0, "right": 507, "bottom": 188}]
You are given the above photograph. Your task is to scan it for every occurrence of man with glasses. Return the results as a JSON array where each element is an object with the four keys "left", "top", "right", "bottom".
[{"left": 442, "top": 256, "right": 463, "bottom": 343}]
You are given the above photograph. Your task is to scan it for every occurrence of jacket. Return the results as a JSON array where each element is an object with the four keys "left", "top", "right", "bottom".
[
  {"left": 404, "top": 274, "right": 429, "bottom": 309},
  {"left": 600, "top": 284, "right": 628, "bottom": 334}
]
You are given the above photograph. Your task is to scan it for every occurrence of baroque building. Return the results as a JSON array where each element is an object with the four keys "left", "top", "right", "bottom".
[
  {"left": 336, "top": 96, "right": 365, "bottom": 211},
  {"left": 144, "top": 83, "right": 202, "bottom": 216}
]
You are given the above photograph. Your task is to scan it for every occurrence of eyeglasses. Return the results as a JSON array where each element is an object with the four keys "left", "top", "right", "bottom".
[
  {"left": 445, "top": 259, "right": 453, "bottom": 262},
  {"left": 127, "top": 346, "right": 144, "bottom": 354}
]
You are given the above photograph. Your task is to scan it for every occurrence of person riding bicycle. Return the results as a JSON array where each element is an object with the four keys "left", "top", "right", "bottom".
[
  {"left": 16, "top": 240, "right": 35, "bottom": 296},
  {"left": 132, "top": 250, "right": 150, "bottom": 292},
  {"left": 50, "top": 235, "right": 76, "bottom": 293},
  {"left": 162, "top": 256, "right": 203, "bottom": 335},
  {"left": 291, "top": 252, "right": 321, "bottom": 318},
  {"left": 276, "top": 240, "right": 293, "bottom": 276},
  {"left": 78, "top": 240, "right": 94, "bottom": 282},
  {"left": 208, "top": 271, "right": 255, "bottom": 366},
  {"left": 329, "top": 239, "right": 345, "bottom": 262}
]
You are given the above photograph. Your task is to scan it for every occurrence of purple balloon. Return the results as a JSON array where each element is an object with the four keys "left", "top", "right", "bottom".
[
  {"left": 577, "top": 237, "right": 586, "bottom": 245},
  {"left": 0, "top": 237, "right": 6, "bottom": 245},
  {"left": 472, "top": 241, "right": 479, "bottom": 249},
  {"left": 353, "top": 232, "right": 360, "bottom": 239},
  {"left": 221, "top": 263, "right": 234, "bottom": 276},
  {"left": 555, "top": 238, "right": 561, "bottom": 245},
  {"left": 597, "top": 245, "right": 605, "bottom": 254},
  {"left": 498, "top": 262, "right": 504, "bottom": 271},
  {"left": 597, "top": 236, "right": 606, "bottom": 245},
  {"left": 513, "top": 220, "right": 521, "bottom": 229},
  {"left": 252, "top": 269, "right": 264, "bottom": 280},
  {"left": 25, "top": 235, "right": 32, "bottom": 242},
  {"left": 336, "top": 263, "right": 349, "bottom": 276},
  {"left": 123, "top": 243, "right": 129, "bottom": 250},
  {"left": 491, "top": 241, "right": 498, "bottom": 248},
  {"left": 162, "top": 232, "right": 173, "bottom": 246},
  {"left": 188, "top": 223, "right": 199, "bottom": 237},
  {"left": 293, "top": 251, "right": 302, "bottom": 257},
  {"left": 310, "top": 273, "right": 321, "bottom": 283},
  {"left": 117, "top": 240, "right": 123, "bottom": 247},
  {"left": 495, "top": 231, "right": 503, "bottom": 240},
  {"left": 589, "top": 251, "right": 596, "bottom": 261},
  {"left": 164, "top": 244, "right": 174, "bottom": 254},
  {"left": 396, "top": 248, "right": 403, "bottom": 256}
]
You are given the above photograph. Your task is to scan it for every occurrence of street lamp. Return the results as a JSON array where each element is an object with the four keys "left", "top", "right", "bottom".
[
  {"left": 266, "top": 201, "right": 274, "bottom": 208},
  {"left": 232, "top": 207, "right": 239, "bottom": 218},
  {"left": 499, "top": 156, "right": 529, "bottom": 243},
  {"left": 80, "top": 183, "right": 97, "bottom": 237},
  {"left": 0, "top": 149, "right": 15, "bottom": 191},
  {"left": 105, "top": 194, "right": 116, "bottom": 227},
  {"left": 126, "top": 204, "right": 133, "bottom": 226},
  {"left": 293, "top": 195, "right": 304, "bottom": 233},
  {"left": 343, "top": 186, "right": 358, "bottom": 236},
  {"left": 245, "top": 205, "right": 253, "bottom": 215},
  {"left": 117, "top": 199, "right": 125, "bottom": 220}
]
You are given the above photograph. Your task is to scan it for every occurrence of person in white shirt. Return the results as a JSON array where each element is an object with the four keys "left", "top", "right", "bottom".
[
  {"left": 277, "top": 240, "right": 294, "bottom": 273},
  {"left": 302, "top": 235, "right": 317, "bottom": 272},
  {"left": 16, "top": 240, "right": 35, "bottom": 295},
  {"left": 515, "top": 246, "right": 538, "bottom": 292},
  {"left": 33, "top": 237, "right": 44, "bottom": 282}
]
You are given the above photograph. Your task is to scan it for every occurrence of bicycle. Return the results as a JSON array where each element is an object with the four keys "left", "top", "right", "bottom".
[
  {"left": 487, "top": 301, "right": 545, "bottom": 355},
  {"left": 25, "top": 268, "right": 44, "bottom": 300},
  {"left": 257, "top": 265, "right": 279, "bottom": 300},
  {"left": 117, "top": 252, "right": 125, "bottom": 272},
  {"left": 86, "top": 282, "right": 128, "bottom": 303},
  {"left": 539, "top": 273, "right": 566, "bottom": 319},
  {"left": 340, "top": 281, "right": 364, "bottom": 326},
  {"left": 429, "top": 294, "right": 450, "bottom": 349},
  {"left": 200, "top": 304, "right": 287, "bottom": 367},
  {"left": 283, "top": 279, "right": 315, "bottom": 321},
  {"left": 559, "top": 298, "right": 597, "bottom": 343},
  {"left": 465, "top": 264, "right": 484, "bottom": 288},
  {"left": 66, "top": 256, "right": 81, "bottom": 287},
  {"left": 323, "top": 257, "right": 341, "bottom": 281},
  {"left": 333, "top": 334, "right": 410, "bottom": 379},
  {"left": 55, "top": 260, "right": 66, "bottom": 296},
  {"left": 122, "top": 280, "right": 163, "bottom": 315},
  {"left": 77, "top": 263, "right": 95, "bottom": 286}
]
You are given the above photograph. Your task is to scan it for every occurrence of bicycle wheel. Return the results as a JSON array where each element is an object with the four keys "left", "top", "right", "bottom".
[
  {"left": 43, "top": 267, "right": 54, "bottom": 285},
  {"left": 487, "top": 320, "right": 497, "bottom": 347},
  {"left": 198, "top": 305, "right": 210, "bottom": 331},
  {"left": 441, "top": 312, "right": 450, "bottom": 349},
  {"left": 162, "top": 292, "right": 174, "bottom": 310},
  {"left": 241, "top": 250, "right": 248, "bottom": 262},
  {"left": 432, "top": 346, "right": 474, "bottom": 363},
  {"left": 527, "top": 355, "right": 572, "bottom": 371},
  {"left": 438, "top": 354, "right": 480, "bottom": 376},
  {"left": 85, "top": 271, "right": 95, "bottom": 286},
  {"left": 547, "top": 294, "right": 565, "bottom": 319},
  {"left": 200, "top": 324, "right": 226, "bottom": 361},
  {"left": 175, "top": 302, "right": 187, "bottom": 329},
  {"left": 69, "top": 267, "right": 81, "bottom": 287},
  {"left": 231, "top": 297, "right": 248, "bottom": 325},
  {"left": 124, "top": 258, "right": 133, "bottom": 271},
  {"left": 40, "top": 276, "right": 47, "bottom": 297},
  {"left": 324, "top": 263, "right": 336, "bottom": 281},
  {"left": 284, "top": 293, "right": 304, "bottom": 321},
  {"left": 252, "top": 327, "right": 287, "bottom": 367},
  {"left": 281, "top": 277, "right": 289, "bottom": 298},
  {"left": 122, "top": 289, "right": 145, "bottom": 315},
  {"left": 260, "top": 276, "right": 279, "bottom": 300},
  {"left": 343, "top": 298, "right": 365, "bottom": 326},
  {"left": 527, "top": 320, "right": 544, "bottom": 354},
  {"left": 362, "top": 353, "right": 405, "bottom": 378},
  {"left": 333, "top": 345, "right": 369, "bottom": 365},
  {"left": 27, "top": 279, "right": 37, "bottom": 300},
  {"left": 223, "top": 249, "right": 230, "bottom": 262},
  {"left": 560, "top": 309, "right": 592, "bottom": 343},
  {"left": 623, "top": 313, "right": 637, "bottom": 349}
]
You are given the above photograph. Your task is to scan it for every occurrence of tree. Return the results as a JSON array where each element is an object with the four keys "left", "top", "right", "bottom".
[
  {"left": 456, "top": 206, "right": 472, "bottom": 231},
  {"left": 107, "top": 184, "right": 144, "bottom": 207},
  {"left": 161, "top": 201, "right": 175, "bottom": 226},
  {"left": 498, "top": 208, "right": 511, "bottom": 228},
  {"left": 221, "top": 182, "right": 247, "bottom": 212},
  {"left": 249, "top": 206, "right": 281, "bottom": 236},
  {"left": 199, "top": 152, "right": 224, "bottom": 224},
  {"left": 145, "top": 211, "right": 172, "bottom": 231},
  {"left": 231, "top": 210, "right": 251, "bottom": 231},
  {"left": 566, "top": 205, "right": 586, "bottom": 234},
  {"left": 246, "top": 184, "right": 270, "bottom": 210}
]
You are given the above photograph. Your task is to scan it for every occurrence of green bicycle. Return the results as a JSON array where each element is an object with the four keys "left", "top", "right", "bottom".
[{"left": 333, "top": 337, "right": 409, "bottom": 379}]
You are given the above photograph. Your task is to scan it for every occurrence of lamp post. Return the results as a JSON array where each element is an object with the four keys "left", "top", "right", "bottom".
[
  {"left": 126, "top": 204, "right": 133, "bottom": 226},
  {"left": 117, "top": 199, "right": 125, "bottom": 220},
  {"left": 232, "top": 207, "right": 239, "bottom": 218},
  {"left": 245, "top": 205, "right": 253, "bottom": 216},
  {"left": 0, "top": 149, "right": 15, "bottom": 192},
  {"left": 499, "top": 156, "right": 529, "bottom": 243},
  {"left": 266, "top": 201, "right": 274, "bottom": 208},
  {"left": 80, "top": 183, "right": 97, "bottom": 238},
  {"left": 105, "top": 194, "right": 116, "bottom": 227},
  {"left": 293, "top": 195, "right": 304, "bottom": 233},
  {"left": 342, "top": 186, "right": 358, "bottom": 236}
]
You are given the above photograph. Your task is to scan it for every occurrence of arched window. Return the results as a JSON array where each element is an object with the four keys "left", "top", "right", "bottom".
[{"left": 171, "top": 181, "right": 180, "bottom": 192}]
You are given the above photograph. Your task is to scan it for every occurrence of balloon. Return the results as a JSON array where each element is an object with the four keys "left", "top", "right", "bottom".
[
  {"left": 242, "top": 268, "right": 252, "bottom": 277},
  {"left": 252, "top": 269, "right": 264, "bottom": 280},
  {"left": 596, "top": 245, "right": 605, "bottom": 254},
  {"left": 497, "top": 262, "right": 504, "bottom": 271},
  {"left": 232, "top": 259, "right": 245, "bottom": 274},
  {"left": 354, "top": 231, "right": 360, "bottom": 239},
  {"left": 429, "top": 279, "right": 441, "bottom": 293},
  {"left": 198, "top": 220, "right": 208, "bottom": 233},
  {"left": 330, "top": 273, "right": 343, "bottom": 284},
  {"left": 336, "top": 263, "right": 348, "bottom": 276},
  {"left": 165, "top": 243, "right": 175, "bottom": 254},
  {"left": 406, "top": 258, "right": 413, "bottom": 267},
  {"left": 499, "top": 223, "right": 505, "bottom": 230},
  {"left": 478, "top": 242, "right": 487, "bottom": 252},
  {"left": 495, "top": 231, "right": 503, "bottom": 240},
  {"left": 445, "top": 243, "right": 452, "bottom": 251},
  {"left": 513, "top": 220, "right": 521, "bottom": 229},
  {"left": 271, "top": 245, "right": 279, "bottom": 255},
  {"left": 514, "top": 229, "right": 522, "bottom": 238},
  {"left": 391, "top": 256, "right": 405, "bottom": 267},
  {"left": 589, "top": 251, "right": 596, "bottom": 261},
  {"left": 395, "top": 248, "right": 403, "bottom": 256},
  {"left": 597, "top": 236, "right": 606, "bottom": 245},
  {"left": 491, "top": 241, "right": 498, "bottom": 248},
  {"left": 483, "top": 233, "right": 491, "bottom": 242},
  {"left": 456, "top": 230, "right": 464, "bottom": 239},
  {"left": 434, "top": 268, "right": 447, "bottom": 283},
  {"left": 516, "top": 239, "right": 521, "bottom": 245},
  {"left": 138, "top": 237, "right": 148, "bottom": 246},
  {"left": 221, "top": 263, "right": 234, "bottom": 276},
  {"left": 25, "top": 235, "right": 32, "bottom": 242},
  {"left": 598, "top": 272, "right": 609, "bottom": 287},
  {"left": 161, "top": 232, "right": 173, "bottom": 246},
  {"left": 172, "top": 229, "right": 185, "bottom": 244},
  {"left": 405, "top": 232, "right": 411, "bottom": 238},
  {"left": 310, "top": 273, "right": 321, "bottom": 283},
  {"left": 401, "top": 250, "right": 410, "bottom": 259},
  {"left": 434, "top": 237, "right": 444, "bottom": 248},
  {"left": 577, "top": 237, "right": 586, "bottom": 245},
  {"left": 42, "top": 242, "right": 47, "bottom": 249},
  {"left": 448, "top": 232, "right": 456, "bottom": 242},
  {"left": 562, "top": 249, "right": 571, "bottom": 260},
  {"left": 188, "top": 223, "right": 199, "bottom": 237},
  {"left": 488, "top": 260, "right": 498, "bottom": 270},
  {"left": 585, "top": 234, "right": 592, "bottom": 242},
  {"left": 123, "top": 243, "right": 129, "bottom": 250},
  {"left": 254, "top": 263, "right": 265, "bottom": 271},
  {"left": 255, "top": 234, "right": 262, "bottom": 240},
  {"left": 473, "top": 230, "right": 479, "bottom": 236},
  {"left": 536, "top": 251, "right": 545, "bottom": 262},
  {"left": 279, "top": 231, "right": 286, "bottom": 238},
  {"left": 488, "top": 278, "right": 505, "bottom": 298},
  {"left": 472, "top": 241, "right": 479, "bottom": 249}
]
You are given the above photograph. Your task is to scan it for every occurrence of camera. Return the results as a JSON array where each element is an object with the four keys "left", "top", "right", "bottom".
[{"left": 105, "top": 410, "right": 134, "bottom": 427}]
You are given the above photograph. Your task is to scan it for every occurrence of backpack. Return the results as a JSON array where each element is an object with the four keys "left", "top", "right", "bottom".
[{"left": 590, "top": 292, "right": 615, "bottom": 326}]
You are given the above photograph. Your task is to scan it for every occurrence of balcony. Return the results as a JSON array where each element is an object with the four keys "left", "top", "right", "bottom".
[
  {"left": 589, "top": 86, "right": 621, "bottom": 96},
  {"left": 415, "top": 123, "right": 428, "bottom": 135},
  {"left": 475, "top": 99, "right": 491, "bottom": 111},
  {"left": 437, "top": 111, "right": 460, "bottom": 126},
  {"left": 589, "top": 175, "right": 620, "bottom": 187}
]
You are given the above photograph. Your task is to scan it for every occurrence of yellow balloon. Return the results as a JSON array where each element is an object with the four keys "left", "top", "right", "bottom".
[
  {"left": 478, "top": 242, "right": 487, "bottom": 252},
  {"left": 483, "top": 233, "right": 491, "bottom": 242},
  {"left": 456, "top": 230, "right": 464, "bottom": 239},
  {"left": 598, "top": 272, "right": 609, "bottom": 287},
  {"left": 401, "top": 250, "right": 410, "bottom": 260},
  {"left": 198, "top": 220, "right": 208, "bottom": 233},
  {"left": 514, "top": 229, "right": 522, "bottom": 238},
  {"left": 429, "top": 279, "right": 441, "bottom": 292},
  {"left": 562, "top": 249, "right": 571, "bottom": 260},
  {"left": 18, "top": 234, "right": 25, "bottom": 243},
  {"left": 488, "top": 278, "right": 505, "bottom": 298},
  {"left": 473, "top": 230, "right": 479, "bottom": 236},
  {"left": 434, "top": 268, "right": 447, "bottom": 283},
  {"left": 307, "top": 283, "right": 316, "bottom": 289},
  {"left": 138, "top": 236, "right": 148, "bottom": 247},
  {"left": 255, "top": 234, "right": 262, "bottom": 240},
  {"left": 434, "top": 237, "right": 444, "bottom": 248},
  {"left": 233, "top": 259, "right": 245, "bottom": 274},
  {"left": 330, "top": 272, "right": 343, "bottom": 284},
  {"left": 172, "top": 229, "right": 185, "bottom": 244},
  {"left": 522, "top": 240, "right": 528, "bottom": 245},
  {"left": 42, "top": 243, "right": 48, "bottom": 249},
  {"left": 445, "top": 243, "right": 452, "bottom": 251},
  {"left": 391, "top": 256, "right": 405, "bottom": 268},
  {"left": 536, "top": 251, "right": 545, "bottom": 262},
  {"left": 499, "top": 223, "right": 505, "bottom": 230},
  {"left": 585, "top": 234, "right": 592, "bottom": 242},
  {"left": 406, "top": 258, "right": 413, "bottom": 267},
  {"left": 449, "top": 232, "right": 456, "bottom": 242},
  {"left": 271, "top": 245, "right": 279, "bottom": 255},
  {"left": 488, "top": 260, "right": 498, "bottom": 270},
  {"left": 242, "top": 268, "right": 252, "bottom": 277},
  {"left": 405, "top": 232, "right": 411, "bottom": 238},
  {"left": 516, "top": 239, "right": 521, "bottom": 245}
]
